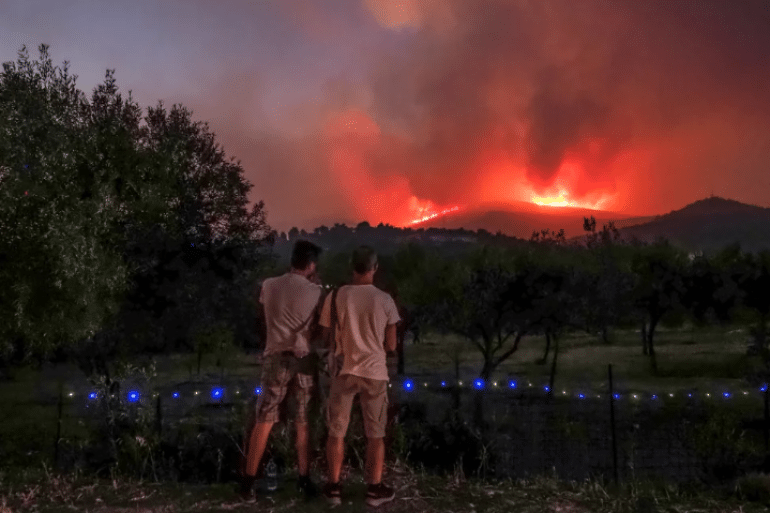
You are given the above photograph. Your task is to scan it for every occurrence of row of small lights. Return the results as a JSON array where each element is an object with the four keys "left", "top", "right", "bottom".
[
  {"left": 398, "top": 379, "right": 768, "bottom": 401},
  {"left": 80, "top": 386, "right": 263, "bottom": 403},
  {"left": 69, "top": 379, "right": 770, "bottom": 403}
]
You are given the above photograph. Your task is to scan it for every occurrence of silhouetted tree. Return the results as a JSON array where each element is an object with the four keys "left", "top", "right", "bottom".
[
  {"left": 577, "top": 217, "right": 635, "bottom": 343},
  {"left": 631, "top": 241, "right": 688, "bottom": 374},
  {"left": 0, "top": 45, "right": 272, "bottom": 375}
]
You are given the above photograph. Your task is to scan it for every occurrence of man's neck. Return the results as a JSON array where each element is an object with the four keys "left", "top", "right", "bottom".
[
  {"left": 351, "top": 275, "right": 373, "bottom": 286},
  {"left": 290, "top": 268, "right": 310, "bottom": 279}
]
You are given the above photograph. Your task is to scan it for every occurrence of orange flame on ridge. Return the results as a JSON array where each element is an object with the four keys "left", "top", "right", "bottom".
[{"left": 409, "top": 205, "right": 461, "bottom": 225}]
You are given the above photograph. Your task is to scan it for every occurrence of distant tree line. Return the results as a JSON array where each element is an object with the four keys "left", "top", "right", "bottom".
[{"left": 314, "top": 217, "right": 770, "bottom": 385}]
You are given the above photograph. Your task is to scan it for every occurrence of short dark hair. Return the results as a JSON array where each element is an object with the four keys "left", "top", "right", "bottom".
[
  {"left": 291, "top": 240, "right": 322, "bottom": 270},
  {"left": 351, "top": 246, "right": 378, "bottom": 275}
]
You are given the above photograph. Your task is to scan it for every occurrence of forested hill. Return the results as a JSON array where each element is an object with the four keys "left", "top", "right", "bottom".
[
  {"left": 271, "top": 197, "right": 770, "bottom": 265},
  {"left": 617, "top": 197, "right": 770, "bottom": 254}
]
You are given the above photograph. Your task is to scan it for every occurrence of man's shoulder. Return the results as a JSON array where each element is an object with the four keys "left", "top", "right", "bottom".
[
  {"left": 262, "top": 274, "right": 284, "bottom": 286},
  {"left": 371, "top": 286, "right": 395, "bottom": 304}
]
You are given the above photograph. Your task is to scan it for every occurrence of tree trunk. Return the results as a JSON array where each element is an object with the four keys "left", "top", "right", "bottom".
[
  {"left": 641, "top": 320, "right": 649, "bottom": 355},
  {"left": 648, "top": 318, "right": 659, "bottom": 375},
  {"left": 538, "top": 332, "right": 552, "bottom": 365},
  {"left": 601, "top": 325, "right": 610, "bottom": 345},
  {"left": 481, "top": 356, "right": 494, "bottom": 382}
]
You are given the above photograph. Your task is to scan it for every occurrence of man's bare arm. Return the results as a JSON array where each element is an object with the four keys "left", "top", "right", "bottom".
[{"left": 385, "top": 323, "right": 398, "bottom": 353}]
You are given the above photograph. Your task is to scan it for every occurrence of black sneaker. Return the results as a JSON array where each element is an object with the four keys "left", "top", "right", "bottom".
[
  {"left": 297, "top": 475, "right": 319, "bottom": 499},
  {"left": 238, "top": 475, "right": 257, "bottom": 502},
  {"left": 322, "top": 482, "right": 342, "bottom": 506},
  {"left": 365, "top": 482, "right": 395, "bottom": 508}
]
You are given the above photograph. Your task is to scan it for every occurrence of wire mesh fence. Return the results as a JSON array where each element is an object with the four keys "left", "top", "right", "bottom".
[{"left": 7, "top": 365, "right": 769, "bottom": 484}]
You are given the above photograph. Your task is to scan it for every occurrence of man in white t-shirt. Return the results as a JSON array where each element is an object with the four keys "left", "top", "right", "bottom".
[
  {"left": 319, "top": 246, "right": 400, "bottom": 507},
  {"left": 240, "top": 240, "right": 323, "bottom": 500}
]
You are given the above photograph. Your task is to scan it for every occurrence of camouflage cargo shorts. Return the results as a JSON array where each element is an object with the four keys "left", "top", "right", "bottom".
[{"left": 255, "top": 352, "right": 316, "bottom": 424}]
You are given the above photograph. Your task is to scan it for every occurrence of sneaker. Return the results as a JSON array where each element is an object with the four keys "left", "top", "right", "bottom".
[
  {"left": 297, "top": 475, "right": 319, "bottom": 499},
  {"left": 365, "top": 482, "right": 395, "bottom": 507},
  {"left": 322, "top": 482, "right": 342, "bottom": 506},
  {"left": 238, "top": 475, "right": 257, "bottom": 502}
]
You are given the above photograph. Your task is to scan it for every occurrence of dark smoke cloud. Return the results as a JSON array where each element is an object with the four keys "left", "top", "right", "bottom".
[
  {"left": 10, "top": 0, "right": 768, "bottom": 229},
  {"left": 362, "top": 0, "right": 770, "bottom": 212}
]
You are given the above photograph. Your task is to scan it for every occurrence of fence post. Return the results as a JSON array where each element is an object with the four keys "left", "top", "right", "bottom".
[
  {"left": 54, "top": 384, "right": 63, "bottom": 469},
  {"left": 763, "top": 383, "right": 770, "bottom": 464},
  {"left": 547, "top": 336, "right": 559, "bottom": 400},
  {"left": 608, "top": 364, "right": 618, "bottom": 485},
  {"left": 156, "top": 394, "right": 163, "bottom": 438}
]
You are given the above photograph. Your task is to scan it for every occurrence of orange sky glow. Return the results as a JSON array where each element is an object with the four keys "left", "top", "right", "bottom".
[{"left": 6, "top": 0, "right": 768, "bottom": 232}]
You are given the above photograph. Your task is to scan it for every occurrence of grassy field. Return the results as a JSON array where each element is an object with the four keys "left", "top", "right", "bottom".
[
  {"left": 0, "top": 326, "right": 763, "bottom": 466},
  {"left": 2, "top": 461, "right": 770, "bottom": 513},
  {"left": 403, "top": 326, "right": 761, "bottom": 394},
  {"left": 1, "top": 326, "right": 769, "bottom": 510}
]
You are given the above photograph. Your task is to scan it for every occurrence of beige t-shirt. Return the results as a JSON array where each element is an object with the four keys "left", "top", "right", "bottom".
[
  {"left": 259, "top": 273, "right": 322, "bottom": 357},
  {"left": 319, "top": 284, "right": 401, "bottom": 381}
]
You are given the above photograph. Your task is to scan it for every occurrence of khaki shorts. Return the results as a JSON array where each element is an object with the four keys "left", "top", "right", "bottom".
[
  {"left": 255, "top": 353, "right": 315, "bottom": 424},
  {"left": 326, "top": 374, "right": 388, "bottom": 439}
]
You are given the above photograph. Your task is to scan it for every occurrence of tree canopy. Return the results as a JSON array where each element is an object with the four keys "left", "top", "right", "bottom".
[{"left": 0, "top": 45, "right": 272, "bottom": 372}]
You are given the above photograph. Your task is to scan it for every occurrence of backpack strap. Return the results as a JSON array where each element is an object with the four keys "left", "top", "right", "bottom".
[{"left": 328, "top": 287, "right": 344, "bottom": 377}]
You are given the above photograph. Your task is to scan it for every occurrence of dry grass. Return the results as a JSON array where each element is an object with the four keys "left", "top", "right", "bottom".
[{"left": 1, "top": 462, "right": 768, "bottom": 513}]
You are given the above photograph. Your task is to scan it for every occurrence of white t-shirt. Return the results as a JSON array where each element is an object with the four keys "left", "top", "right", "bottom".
[
  {"left": 259, "top": 273, "right": 322, "bottom": 357},
  {"left": 319, "top": 284, "right": 401, "bottom": 381}
]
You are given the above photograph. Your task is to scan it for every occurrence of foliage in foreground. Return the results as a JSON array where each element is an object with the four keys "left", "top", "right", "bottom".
[{"left": 0, "top": 44, "right": 274, "bottom": 373}]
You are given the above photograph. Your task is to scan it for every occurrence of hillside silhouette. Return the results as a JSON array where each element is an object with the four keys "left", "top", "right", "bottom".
[
  {"left": 617, "top": 196, "right": 770, "bottom": 253},
  {"left": 274, "top": 196, "right": 770, "bottom": 264}
]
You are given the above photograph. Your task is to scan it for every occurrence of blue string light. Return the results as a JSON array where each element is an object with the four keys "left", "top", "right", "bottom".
[{"left": 66, "top": 377, "right": 770, "bottom": 406}]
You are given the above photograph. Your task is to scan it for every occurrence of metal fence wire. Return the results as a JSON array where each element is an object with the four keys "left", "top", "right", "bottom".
[{"left": 20, "top": 366, "right": 770, "bottom": 484}]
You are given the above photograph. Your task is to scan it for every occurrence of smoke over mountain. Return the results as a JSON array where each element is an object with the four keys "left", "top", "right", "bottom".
[{"left": 11, "top": 0, "right": 767, "bottom": 230}]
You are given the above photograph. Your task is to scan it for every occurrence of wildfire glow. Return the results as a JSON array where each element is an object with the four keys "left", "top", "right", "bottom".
[
  {"left": 530, "top": 188, "right": 609, "bottom": 210},
  {"left": 531, "top": 190, "right": 573, "bottom": 207},
  {"left": 410, "top": 205, "right": 461, "bottom": 225}
]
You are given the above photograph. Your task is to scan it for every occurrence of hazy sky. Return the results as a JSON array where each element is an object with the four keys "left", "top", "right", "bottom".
[{"left": 3, "top": 0, "right": 770, "bottom": 231}]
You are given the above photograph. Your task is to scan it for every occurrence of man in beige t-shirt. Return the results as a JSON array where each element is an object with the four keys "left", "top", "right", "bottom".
[
  {"left": 240, "top": 240, "right": 323, "bottom": 500},
  {"left": 319, "top": 246, "right": 400, "bottom": 507}
]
